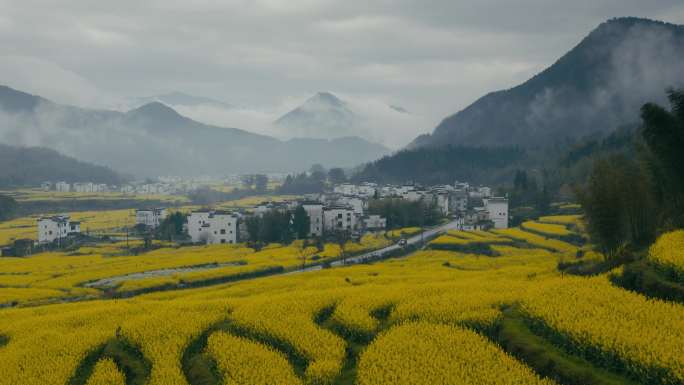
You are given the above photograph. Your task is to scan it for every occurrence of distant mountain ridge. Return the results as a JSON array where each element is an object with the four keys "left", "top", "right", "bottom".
[
  {"left": 130, "top": 92, "right": 232, "bottom": 109},
  {"left": 410, "top": 17, "right": 684, "bottom": 149},
  {"left": 0, "top": 86, "right": 390, "bottom": 177},
  {"left": 274, "top": 92, "right": 361, "bottom": 139}
]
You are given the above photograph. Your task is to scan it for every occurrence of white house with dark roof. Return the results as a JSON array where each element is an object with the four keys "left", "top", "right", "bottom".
[
  {"left": 302, "top": 202, "right": 324, "bottom": 237},
  {"left": 187, "top": 210, "right": 239, "bottom": 244},
  {"left": 484, "top": 197, "right": 509, "bottom": 229},
  {"left": 136, "top": 208, "right": 168, "bottom": 229},
  {"left": 323, "top": 205, "right": 358, "bottom": 233},
  {"left": 37, "top": 215, "right": 80, "bottom": 244}
]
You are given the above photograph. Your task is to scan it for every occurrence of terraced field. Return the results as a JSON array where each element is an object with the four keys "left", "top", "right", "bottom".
[
  {"left": 1, "top": 216, "right": 682, "bottom": 384},
  {"left": 0, "top": 209, "right": 138, "bottom": 246},
  {"left": 0, "top": 234, "right": 390, "bottom": 306}
]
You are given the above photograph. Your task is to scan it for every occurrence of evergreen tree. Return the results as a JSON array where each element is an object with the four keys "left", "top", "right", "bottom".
[
  {"left": 292, "top": 205, "right": 311, "bottom": 239},
  {"left": 327, "top": 168, "right": 347, "bottom": 184},
  {"left": 0, "top": 194, "right": 18, "bottom": 221}
]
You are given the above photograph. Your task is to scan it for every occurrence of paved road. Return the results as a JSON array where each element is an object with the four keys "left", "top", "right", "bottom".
[{"left": 293, "top": 219, "right": 462, "bottom": 274}]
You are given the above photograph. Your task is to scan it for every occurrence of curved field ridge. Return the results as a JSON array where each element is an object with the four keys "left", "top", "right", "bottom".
[
  {"left": 208, "top": 332, "right": 302, "bottom": 385},
  {"left": 85, "top": 358, "right": 126, "bottom": 385},
  {"left": 648, "top": 230, "right": 684, "bottom": 283},
  {"left": 520, "top": 277, "right": 684, "bottom": 385},
  {"left": 182, "top": 319, "right": 307, "bottom": 385},
  {"left": 315, "top": 303, "right": 394, "bottom": 385},
  {"left": 69, "top": 338, "right": 151, "bottom": 385},
  {"left": 521, "top": 221, "right": 572, "bottom": 237},
  {"left": 356, "top": 321, "right": 554, "bottom": 385},
  {"left": 496, "top": 308, "right": 639, "bottom": 385}
]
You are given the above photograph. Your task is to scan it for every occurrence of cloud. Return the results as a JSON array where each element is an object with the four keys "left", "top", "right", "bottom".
[
  {"left": 0, "top": 55, "right": 115, "bottom": 108},
  {"left": 0, "top": 0, "right": 683, "bottom": 146},
  {"left": 168, "top": 92, "right": 432, "bottom": 148}
]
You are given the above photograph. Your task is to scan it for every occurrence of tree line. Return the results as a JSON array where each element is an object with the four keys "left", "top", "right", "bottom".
[
  {"left": 368, "top": 198, "right": 441, "bottom": 229},
  {"left": 278, "top": 164, "right": 348, "bottom": 194},
  {"left": 578, "top": 89, "right": 684, "bottom": 257}
]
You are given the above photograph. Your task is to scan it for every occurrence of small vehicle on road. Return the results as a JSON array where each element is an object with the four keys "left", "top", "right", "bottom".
[{"left": 398, "top": 238, "right": 407, "bottom": 247}]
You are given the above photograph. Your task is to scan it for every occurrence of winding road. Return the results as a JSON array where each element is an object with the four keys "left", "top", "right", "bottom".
[{"left": 294, "top": 219, "right": 462, "bottom": 273}]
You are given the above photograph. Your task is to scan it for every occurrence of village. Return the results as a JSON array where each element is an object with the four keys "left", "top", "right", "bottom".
[{"left": 35, "top": 180, "right": 508, "bottom": 247}]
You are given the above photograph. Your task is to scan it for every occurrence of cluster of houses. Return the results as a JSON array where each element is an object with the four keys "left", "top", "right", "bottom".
[
  {"left": 34, "top": 181, "right": 508, "bottom": 247},
  {"left": 325, "top": 182, "right": 506, "bottom": 231},
  {"left": 40, "top": 174, "right": 292, "bottom": 196},
  {"left": 176, "top": 182, "right": 506, "bottom": 245},
  {"left": 41, "top": 181, "right": 201, "bottom": 195}
]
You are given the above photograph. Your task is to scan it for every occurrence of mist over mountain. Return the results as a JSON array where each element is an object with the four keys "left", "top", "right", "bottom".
[
  {"left": 129, "top": 92, "right": 232, "bottom": 109},
  {"left": 274, "top": 92, "right": 361, "bottom": 139},
  {"left": 409, "top": 17, "right": 684, "bottom": 149},
  {"left": 0, "top": 86, "right": 390, "bottom": 178}
]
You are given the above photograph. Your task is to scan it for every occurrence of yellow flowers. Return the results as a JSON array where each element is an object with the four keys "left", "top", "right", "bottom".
[
  {"left": 519, "top": 276, "right": 684, "bottom": 385},
  {"left": 1, "top": 217, "right": 682, "bottom": 385},
  {"left": 386, "top": 227, "right": 421, "bottom": 238},
  {"left": 521, "top": 220, "right": 572, "bottom": 236},
  {"left": 228, "top": 292, "right": 346, "bottom": 384},
  {"left": 0, "top": 188, "right": 189, "bottom": 203},
  {"left": 429, "top": 234, "right": 470, "bottom": 245},
  {"left": 431, "top": 231, "right": 510, "bottom": 247},
  {"left": 0, "top": 209, "right": 137, "bottom": 245},
  {"left": 493, "top": 227, "right": 577, "bottom": 254},
  {"left": 539, "top": 215, "right": 583, "bottom": 226},
  {"left": 648, "top": 230, "right": 684, "bottom": 281},
  {"left": 0, "top": 236, "right": 389, "bottom": 304},
  {"left": 207, "top": 332, "right": 302, "bottom": 385},
  {"left": 357, "top": 322, "right": 554, "bottom": 385},
  {"left": 85, "top": 358, "right": 125, "bottom": 385}
]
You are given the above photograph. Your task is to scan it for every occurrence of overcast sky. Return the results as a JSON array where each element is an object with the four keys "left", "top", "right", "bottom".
[{"left": 1, "top": 0, "right": 683, "bottom": 146}]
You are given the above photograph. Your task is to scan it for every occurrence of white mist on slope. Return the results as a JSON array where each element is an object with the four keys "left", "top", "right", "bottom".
[{"left": 167, "top": 93, "right": 430, "bottom": 149}]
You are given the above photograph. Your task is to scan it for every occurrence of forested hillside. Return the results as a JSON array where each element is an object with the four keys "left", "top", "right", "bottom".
[
  {"left": 0, "top": 144, "right": 126, "bottom": 187},
  {"left": 353, "top": 146, "right": 527, "bottom": 185},
  {"left": 410, "top": 18, "right": 684, "bottom": 149}
]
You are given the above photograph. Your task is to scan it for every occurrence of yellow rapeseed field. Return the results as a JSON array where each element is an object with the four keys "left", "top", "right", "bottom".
[
  {"left": 648, "top": 229, "right": 684, "bottom": 281},
  {"left": 493, "top": 227, "right": 577, "bottom": 254},
  {"left": 0, "top": 209, "right": 137, "bottom": 246},
  {"left": 208, "top": 332, "right": 302, "bottom": 385},
  {"left": 357, "top": 322, "right": 555, "bottom": 385},
  {"left": 386, "top": 227, "right": 421, "bottom": 238},
  {"left": 85, "top": 358, "right": 126, "bottom": 385},
  {"left": 0, "top": 220, "right": 682, "bottom": 385},
  {"left": 521, "top": 220, "right": 573, "bottom": 236}
]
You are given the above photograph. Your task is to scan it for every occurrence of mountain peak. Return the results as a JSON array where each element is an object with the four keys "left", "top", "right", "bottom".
[
  {"left": 411, "top": 17, "right": 684, "bottom": 149},
  {"left": 127, "top": 101, "right": 181, "bottom": 118},
  {"left": 124, "top": 102, "right": 188, "bottom": 129},
  {"left": 274, "top": 91, "right": 359, "bottom": 139},
  {"left": 298, "top": 92, "right": 347, "bottom": 109}
]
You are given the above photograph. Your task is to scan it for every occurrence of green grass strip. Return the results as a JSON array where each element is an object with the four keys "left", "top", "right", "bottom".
[
  {"left": 69, "top": 338, "right": 151, "bottom": 385},
  {"left": 497, "top": 310, "right": 639, "bottom": 385}
]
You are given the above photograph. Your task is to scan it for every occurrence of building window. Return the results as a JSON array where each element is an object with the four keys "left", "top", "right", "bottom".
[
  {"left": 220, "top": 239, "right": 226, "bottom": 244},
  {"left": 220, "top": 229, "right": 226, "bottom": 234}
]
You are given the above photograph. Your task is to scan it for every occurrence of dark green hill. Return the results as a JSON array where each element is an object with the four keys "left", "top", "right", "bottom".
[
  {"left": 0, "top": 143, "right": 126, "bottom": 187},
  {"left": 410, "top": 18, "right": 684, "bottom": 149}
]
